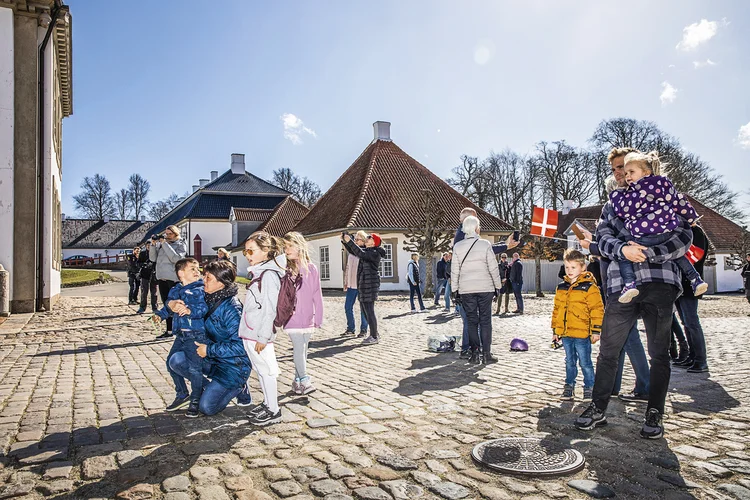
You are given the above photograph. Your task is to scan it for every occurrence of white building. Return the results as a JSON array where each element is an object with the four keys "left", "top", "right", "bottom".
[
  {"left": 293, "top": 121, "right": 514, "bottom": 291},
  {"left": 0, "top": 1, "right": 73, "bottom": 312}
]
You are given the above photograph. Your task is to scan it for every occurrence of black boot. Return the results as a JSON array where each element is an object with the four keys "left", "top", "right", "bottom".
[
  {"left": 468, "top": 350, "right": 482, "bottom": 365},
  {"left": 669, "top": 337, "right": 678, "bottom": 360},
  {"left": 675, "top": 341, "right": 689, "bottom": 363}
]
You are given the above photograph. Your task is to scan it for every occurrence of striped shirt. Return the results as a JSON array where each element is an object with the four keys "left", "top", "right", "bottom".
[{"left": 594, "top": 202, "right": 693, "bottom": 297}]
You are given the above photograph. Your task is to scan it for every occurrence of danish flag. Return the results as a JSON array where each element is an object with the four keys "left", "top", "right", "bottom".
[
  {"left": 685, "top": 245, "right": 705, "bottom": 264},
  {"left": 529, "top": 206, "right": 559, "bottom": 238}
]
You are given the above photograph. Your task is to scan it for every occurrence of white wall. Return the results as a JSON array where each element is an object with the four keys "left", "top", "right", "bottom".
[
  {"left": 181, "top": 221, "right": 232, "bottom": 258},
  {"left": 306, "top": 234, "right": 345, "bottom": 289},
  {"left": 0, "top": 7, "right": 14, "bottom": 298},
  {"left": 715, "top": 253, "right": 744, "bottom": 293},
  {"left": 41, "top": 32, "right": 60, "bottom": 302}
]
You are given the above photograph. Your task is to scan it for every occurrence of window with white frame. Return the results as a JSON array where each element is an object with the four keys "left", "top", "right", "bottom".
[
  {"left": 320, "top": 246, "right": 330, "bottom": 280},
  {"left": 379, "top": 243, "right": 393, "bottom": 278}
]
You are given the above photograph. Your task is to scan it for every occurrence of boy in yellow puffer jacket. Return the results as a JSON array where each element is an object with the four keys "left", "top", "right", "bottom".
[{"left": 551, "top": 249, "right": 604, "bottom": 401}]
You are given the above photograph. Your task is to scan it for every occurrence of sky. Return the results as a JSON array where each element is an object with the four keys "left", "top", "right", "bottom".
[{"left": 62, "top": 0, "right": 750, "bottom": 219}]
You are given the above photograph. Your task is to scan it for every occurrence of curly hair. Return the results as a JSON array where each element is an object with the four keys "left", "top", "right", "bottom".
[{"left": 607, "top": 146, "right": 637, "bottom": 164}]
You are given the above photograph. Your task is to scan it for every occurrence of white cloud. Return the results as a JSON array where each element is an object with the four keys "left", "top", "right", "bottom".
[
  {"left": 660, "top": 81, "right": 678, "bottom": 106},
  {"left": 738, "top": 122, "right": 750, "bottom": 150},
  {"left": 676, "top": 18, "right": 726, "bottom": 51},
  {"left": 693, "top": 59, "right": 717, "bottom": 69},
  {"left": 280, "top": 113, "right": 317, "bottom": 145}
]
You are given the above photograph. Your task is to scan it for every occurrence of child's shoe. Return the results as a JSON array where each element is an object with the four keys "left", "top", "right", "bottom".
[
  {"left": 560, "top": 385, "right": 574, "bottom": 401},
  {"left": 583, "top": 387, "right": 593, "bottom": 401},
  {"left": 691, "top": 277, "right": 708, "bottom": 296},
  {"left": 618, "top": 282, "right": 640, "bottom": 304},
  {"left": 166, "top": 395, "right": 190, "bottom": 412},
  {"left": 291, "top": 380, "right": 303, "bottom": 395},
  {"left": 299, "top": 378, "right": 316, "bottom": 395},
  {"left": 186, "top": 401, "right": 200, "bottom": 418}
]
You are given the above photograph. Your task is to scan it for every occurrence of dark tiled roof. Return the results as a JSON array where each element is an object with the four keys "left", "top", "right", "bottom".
[
  {"left": 232, "top": 208, "right": 275, "bottom": 222},
  {"left": 257, "top": 197, "right": 310, "bottom": 237},
  {"left": 202, "top": 169, "right": 290, "bottom": 195},
  {"left": 145, "top": 194, "right": 287, "bottom": 242},
  {"left": 294, "top": 140, "right": 514, "bottom": 235},
  {"left": 556, "top": 205, "right": 604, "bottom": 238},
  {"left": 686, "top": 195, "right": 745, "bottom": 252},
  {"left": 63, "top": 219, "right": 156, "bottom": 249}
]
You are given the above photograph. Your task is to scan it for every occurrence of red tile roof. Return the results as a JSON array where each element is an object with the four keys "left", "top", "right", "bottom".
[
  {"left": 556, "top": 205, "right": 604, "bottom": 238},
  {"left": 257, "top": 197, "right": 310, "bottom": 237},
  {"left": 294, "top": 140, "right": 514, "bottom": 236},
  {"left": 686, "top": 195, "right": 746, "bottom": 252},
  {"left": 232, "top": 208, "right": 274, "bottom": 222}
]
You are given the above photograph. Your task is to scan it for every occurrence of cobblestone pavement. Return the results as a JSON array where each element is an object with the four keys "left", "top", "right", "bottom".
[{"left": 1, "top": 291, "right": 749, "bottom": 499}]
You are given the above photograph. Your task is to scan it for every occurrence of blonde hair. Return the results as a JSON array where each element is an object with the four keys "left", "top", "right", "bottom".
[
  {"left": 460, "top": 207, "right": 477, "bottom": 222},
  {"left": 607, "top": 147, "right": 637, "bottom": 165},
  {"left": 283, "top": 231, "right": 312, "bottom": 276},
  {"left": 217, "top": 247, "right": 229, "bottom": 258},
  {"left": 245, "top": 231, "right": 283, "bottom": 262},
  {"left": 624, "top": 150, "right": 664, "bottom": 176},
  {"left": 563, "top": 248, "right": 587, "bottom": 267},
  {"left": 356, "top": 230, "right": 368, "bottom": 241},
  {"left": 167, "top": 225, "right": 181, "bottom": 238}
]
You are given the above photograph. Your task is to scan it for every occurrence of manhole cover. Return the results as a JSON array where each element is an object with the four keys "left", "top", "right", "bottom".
[{"left": 471, "top": 437, "right": 585, "bottom": 477}]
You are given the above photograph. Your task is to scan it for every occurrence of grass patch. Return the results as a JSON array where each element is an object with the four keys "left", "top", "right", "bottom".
[
  {"left": 61, "top": 269, "right": 111, "bottom": 288},
  {"left": 235, "top": 277, "right": 251, "bottom": 285}
]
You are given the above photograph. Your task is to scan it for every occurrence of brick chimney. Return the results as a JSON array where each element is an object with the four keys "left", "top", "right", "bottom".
[
  {"left": 231, "top": 154, "right": 245, "bottom": 175},
  {"left": 373, "top": 121, "right": 391, "bottom": 141}
]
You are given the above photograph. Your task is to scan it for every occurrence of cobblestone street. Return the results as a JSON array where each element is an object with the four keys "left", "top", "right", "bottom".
[{"left": 1, "top": 291, "right": 749, "bottom": 499}]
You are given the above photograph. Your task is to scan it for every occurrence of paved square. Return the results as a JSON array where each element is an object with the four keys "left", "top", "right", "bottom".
[{"left": 0, "top": 291, "right": 749, "bottom": 499}]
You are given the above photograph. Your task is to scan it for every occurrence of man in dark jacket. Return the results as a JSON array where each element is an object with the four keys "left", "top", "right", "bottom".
[
  {"left": 495, "top": 253, "right": 512, "bottom": 314},
  {"left": 342, "top": 232, "right": 386, "bottom": 345},
  {"left": 137, "top": 242, "right": 159, "bottom": 314},
  {"left": 509, "top": 253, "right": 524, "bottom": 314},
  {"left": 434, "top": 253, "right": 448, "bottom": 307},
  {"left": 742, "top": 253, "right": 750, "bottom": 312},
  {"left": 674, "top": 224, "right": 710, "bottom": 373},
  {"left": 126, "top": 247, "right": 142, "bottom": 305},
  {"left": 443, "top": 253, "right": 453, "bottom": 311}
]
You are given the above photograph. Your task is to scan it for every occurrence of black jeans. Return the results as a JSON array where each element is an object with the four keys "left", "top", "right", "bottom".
[
  {"left": 592, "top": 283, "right": 678, "bottom": 415},
  {"left": 461, "top": 292, "right": 494, "bottom": 353},
  {"left": 128, "top": 274, "right": 140, "bottom": 303},
  {"left": 409, "top": 283, "right": 425, "bottom": 311},
  {"left": 676, "top": 297, "right": 707, "bottom": 365},
  {"left": 140, "top": 275, "right": 158, "bottom": 311},
  {"left": 158, "top": 279, "right": 177, "bottom": 333},
  {"left": 361, "top": 301, "right": 378, "bottom": 339},
  {"left": 512, "top": 282, "right": 524, "bottom": 311}
]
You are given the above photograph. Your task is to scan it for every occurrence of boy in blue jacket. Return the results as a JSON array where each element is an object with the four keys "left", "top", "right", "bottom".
[{"left": 151, "top": 257, "right": 208, "bottom": 417}]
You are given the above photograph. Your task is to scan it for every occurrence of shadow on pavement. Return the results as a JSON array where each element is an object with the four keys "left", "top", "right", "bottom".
[
  {"left": 535, "top": 402, "right": 697, "bottom": 499},
  {"left": 66, "top": 313, "right": 141, "bottom": 322},
  {"left": 393, "top": 353, "right": 488, "bottom": 396},
  {"left": 306, "top": 335, "right": 361, "bottom": 360},
  {"left": 669, "top": 370, "right": 741, "bottom": 414},
  {"left": 30, "top": 339, "right": 171, "bottom": 358}
]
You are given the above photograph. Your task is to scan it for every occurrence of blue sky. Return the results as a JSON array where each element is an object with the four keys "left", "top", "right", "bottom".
[{"left": 62, "top": 0, "right": 750, "bottom": 218}]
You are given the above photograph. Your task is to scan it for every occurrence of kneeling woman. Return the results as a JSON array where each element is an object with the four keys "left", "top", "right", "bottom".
[{"left": 169, "top": 259, "right": 251, "bottom": 415}]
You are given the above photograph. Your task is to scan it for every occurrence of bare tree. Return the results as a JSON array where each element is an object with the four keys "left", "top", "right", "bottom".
[
  {"left": 402, "top": 190, "right": 454, "bottom": 298},
  {"left": 529, "top": 141, "right": 599, "bottom": 211},
  {"left": 447, "top": 155, "right": 493, "bottom": 212},
  {"left": 271, "top": 168, "right": 301, "bottom": 194},
  {"left": 727, "top": 227, "right": 750, "bottom": 270},
  {"left": 128, "top": 174, "right": 151, "bottom": 219},
  {"left": 297, "top": 178, "right": 322, "bottom": 207},
  {"left": 148, "top": 193, "right": 182, "bottom": 221},
  {"left": 270, "top": 168, "right": 322, "bottom": 207},
  {"left": 113, "top": 189, "right": 132, "bottom": 220},
  {"left": 73, "top": 174, "right": 115, "bottom": 219}
]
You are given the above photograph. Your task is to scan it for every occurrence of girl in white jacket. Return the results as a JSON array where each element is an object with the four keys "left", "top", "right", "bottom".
[{"left": 239, "top": 231, "right": 287, "bottom": 426}]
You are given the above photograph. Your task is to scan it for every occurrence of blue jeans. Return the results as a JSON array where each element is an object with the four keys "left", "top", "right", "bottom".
[
  {"left": 613, "top": 322, "right": 650, "bottom": 395},
  {"left": 677, "top": 296, "right": 707, "bottom": 365},
  {"left": 512, "top": 282, "right": 523, "bottom": 311},
  {"left": 562, "top": 337, "right": 595, "bottom": 388},
  {"left": 433, "top": 279, "right": 447, "bottom": 304},
  {"left": 166, "top": 330, "right": 208, "bottom": 402},
  {"left": 344, "top": 288, "right": 368, "bottom": 333},
  {"left": 409, "top": 283, "right": 426, "bottom": 311},
  {"left": 619, "top": 233, "right": 699, "bottom": 284},
  {"left": 169, "top": 351, "right": 245, "bottom": 415},
  {"left": 444, "top": 282, "right": 452, "bottom": 309}
]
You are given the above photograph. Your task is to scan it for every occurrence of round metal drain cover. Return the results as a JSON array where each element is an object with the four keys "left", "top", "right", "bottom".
[{"left": 471, "top": 437, "right": 585, "bottom": 477}]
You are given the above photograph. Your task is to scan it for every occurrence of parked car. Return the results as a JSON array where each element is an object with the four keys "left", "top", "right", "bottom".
[{"left": 63, "top": 255, "right": 94, "bottom": 266}]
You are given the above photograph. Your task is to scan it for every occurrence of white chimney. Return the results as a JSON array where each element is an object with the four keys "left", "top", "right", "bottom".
[
  {"left": 562, "top": 200, "right": 574, "bottom": 215},
  {"left": 231, "top": 153, "right": 245, "bottom": 175},
  {"left": 199, "top": 178, "right": 209, "bottom": 187},
  {"left": 210, "top": 170, "right": 218, "bottom": 181},
  {"left": 61, "top": 213, "right": 66, "bottom": 221},
  {"left": 104, "top": 215, "right": 110, "bottom": 223},
  {"left": 140, "top": 215, "right": 146, "bottom": 223},
  {"left": 192, "top": 185, "right": 199, "bottom": 192},
  {"left": 373, "top": 121, "right": 391, "bottom": 141}
]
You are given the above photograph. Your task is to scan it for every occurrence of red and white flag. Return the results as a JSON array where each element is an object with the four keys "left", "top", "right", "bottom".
[
  {"left": 685, "top": 245, "right": 705, "bottom": 264},
  {"left": 529, "top": 206, "right": 559, "bottom": 238}
]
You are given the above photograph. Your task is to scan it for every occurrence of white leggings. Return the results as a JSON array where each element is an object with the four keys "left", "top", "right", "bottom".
[
  {"left": 286, "top": 328, "right": 314, "bottom": 381},
  {"left": 242, "top": 339, "right": 279, "bottom": 413}
]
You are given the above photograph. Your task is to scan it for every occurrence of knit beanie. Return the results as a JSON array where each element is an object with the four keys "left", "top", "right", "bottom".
[{"left": 370, "top": 233, "right": 382, "bottom": 247}]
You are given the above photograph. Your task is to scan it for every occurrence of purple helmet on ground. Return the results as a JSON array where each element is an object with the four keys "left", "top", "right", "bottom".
[{"left": 510, "top": 338, "right": 529, "bottom": 352}]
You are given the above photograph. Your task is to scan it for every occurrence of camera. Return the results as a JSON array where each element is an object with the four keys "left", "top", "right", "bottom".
[
  {"left": 150, "top": 234, "right": 159, "bottom": 241},
  {"left": 342, "top": 230, "right": 351, "bottom": 238}
]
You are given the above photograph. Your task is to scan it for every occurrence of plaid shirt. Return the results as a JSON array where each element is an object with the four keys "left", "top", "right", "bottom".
[{"left": 592, "top": 202, "right": 693, "bottom": 297}]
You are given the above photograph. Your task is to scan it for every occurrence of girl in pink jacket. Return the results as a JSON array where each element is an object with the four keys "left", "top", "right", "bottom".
[{"left": 283, "top": 232, "right": 324, "bottom": 395}]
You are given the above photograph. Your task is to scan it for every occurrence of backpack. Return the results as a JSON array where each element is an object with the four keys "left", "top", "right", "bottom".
[{"left": 249, "top": 269, "right": 302, "bottom": 333}]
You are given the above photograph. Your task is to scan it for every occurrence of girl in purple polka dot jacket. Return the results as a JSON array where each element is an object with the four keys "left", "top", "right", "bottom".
[{"left": 609, "top": 150, "right": 707, "bottom": 304}]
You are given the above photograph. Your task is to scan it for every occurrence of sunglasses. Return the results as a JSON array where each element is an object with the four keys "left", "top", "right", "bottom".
[{"left": 242, "top": 248, "right": 255, "bottom": 256}]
